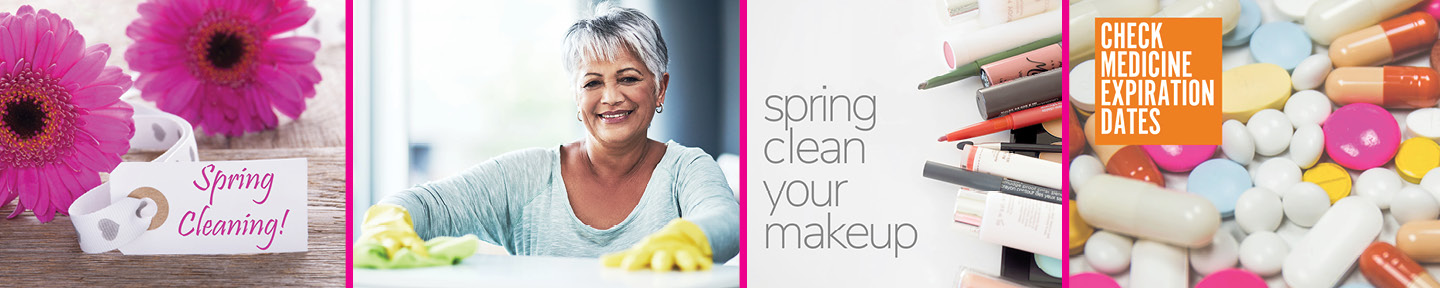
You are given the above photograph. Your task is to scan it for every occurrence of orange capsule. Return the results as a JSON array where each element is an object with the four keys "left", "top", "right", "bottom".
[
  {"left": 1397, "top": 220, "right": 1440, "bottom": 262},
  {"left": 1330, "top": 12, "right": 1439, "bottom": 67},
  {"left": 1359, "top": 242, "right": 1440, "bottom": 288},
  {"left": 1085, "top": 116, "right": 1166, "bottom": 187},
  {"left": 1326, "top": 66, "right": 1440, "bottom": 109}
]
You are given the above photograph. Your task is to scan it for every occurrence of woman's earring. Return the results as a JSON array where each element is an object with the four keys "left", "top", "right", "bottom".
[
  {"left": 577, "top": 111, "right": 583, "bottom": 122},
  {"left": 655, "top": 104, "right": 664, "bottom": 114}
]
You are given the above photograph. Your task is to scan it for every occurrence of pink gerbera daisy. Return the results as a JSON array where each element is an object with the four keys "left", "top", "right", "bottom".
[
  {"left": 0, "top": 6, "right": 136, "bottom": 223},
  {"left": 126, "top": 0, "right": 321, "bottom": 137}
]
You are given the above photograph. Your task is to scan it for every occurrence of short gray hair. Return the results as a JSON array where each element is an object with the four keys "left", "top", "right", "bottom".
[{"left": 561, "top": 4, "right": 668, "bottom": 87}]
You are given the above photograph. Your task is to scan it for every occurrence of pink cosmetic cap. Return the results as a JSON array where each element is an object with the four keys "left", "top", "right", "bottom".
[
  {"left": 1324, "top": 103, "right": 1401, "bottom": 170},
  {"left": 1197, "top": 269, "right": 1267, "bottom": 288},
  {"left": 1070, "top": 273, "right": 1121, "bottom": 288},
  {"left": 1142, "top": 145, "right": 1218, "bottom": 172}
]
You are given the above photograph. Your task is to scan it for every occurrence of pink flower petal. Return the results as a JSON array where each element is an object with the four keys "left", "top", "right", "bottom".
[
  {"left": 51, "top": 30, "right": 84, "bottom": 75},
  {"left": 158, "top": 77, "right": 199, "bottom": 113},
  {"left": 7, "top": 201, "right": 23, "bottom": 219},
  {"left": 67, "top": 140, "right": 115, "bottom": 173},
  {"left": 124, "top": 41, "right": 184, "bottom": 72},
  {"left": 19, "top": 13, "right": 35, "bottom": 61},
  {"left": 138, "top": 67, "right": 191, "bottom": 100},
  {"left": 264, "top": 37, "right": 319, "bottom": 64},
  {"left": 33, "top": 173, "right": 53, "bottom": 223},
  {"left": 266, "top": 5, "right": 315, "bottom": 35},
  {"left": 70, "top": 84, "right": 123, "bottom": 109},
  {"left": 90, "top": 67, "right": 134, "bottom": 91},
  {"left": 58, "top": 48, "right": 104, "bottom": 86},
  {"left": 257, "top": 65, "right": 305, "bottom": 118},
  {"left": 0, "top": 26, "right": 15, "bottom": 64},
  {"left": 249, "top": 87, "right": 278, "bottom": 127},
  {"left": 0, "top": 170, "right": 17, "bottom": 205},
  {"left": 80, "top": 114, "right": 135, "bottom": 151},
  {"left": 17, "top": 169, "right": 38, "bottom": 214},
  {"left": 33, "top": 30, "right": 53, "bottom": 69},
  {"left": 44, "top": 165, "right": 74, "bottom": 217}
]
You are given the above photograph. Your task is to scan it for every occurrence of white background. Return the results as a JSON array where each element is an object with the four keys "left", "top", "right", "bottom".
[
  {"left": 746, "top": 0, "right": 1054, "bottom": 286},
  {"left": 1069, "top": 0, "right": 1440, "bottom": 286}
]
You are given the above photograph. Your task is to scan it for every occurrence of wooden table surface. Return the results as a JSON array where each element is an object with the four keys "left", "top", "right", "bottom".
[{"left": 0, "top": 1, "right": 350, "bottom": 284}]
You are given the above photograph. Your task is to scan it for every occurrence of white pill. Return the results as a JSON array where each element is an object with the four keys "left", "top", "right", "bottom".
[
  {"left": 1282, "top": 197, "right": 1382, "bottom": 288},
  {"left": 1236, "top": 187, "right": 1284, "bottom": 233},
  {"left": 1254, "top": 158, "right": 1302, "bottom": 195},
  {"left": 1070, "top": 154, "right": 1103, "bottom": 192},
  {"left": 1189, "top": 231, "right": 1240, "bottom": 275},
  {"left": 1289, "top": 55, "right": 1331, "bottom": 91},
  {"left": 1239, "top": 231, "right": 1288, "bottom": 276},
  {"left": 1391, "top": 186, "right": 1440, "bottom": 225},
  {"left": 1071, "top": 60, "right": 1097, "bottom": 112},
  {"left": 1354, "top": 168, "right": 1403, "bottom": 209},
  {"left": 1283, "top": 90, "right": 1332, "bottom": 127},
  {"left": 1283, "top": 182, "right": 1331, "bottom": 227},
  {"left": 1222, "top": 119, "right": 1256, "bottom": 165},
  {"left": 1078, "top": 175, "right": 1222, "bottom": 247},
  {"left": 1084, "top": 230, "right": 1134, "bottom": 275},
  {"left": 1289, "top": 124, "right": 1324, "bottom": 169},
  {"left": 1409, "top": 108, "right": 1440, "bottom": 140},
  {"left": 1248, "top": 109, "right": 1294, "bottom": 156},
  {"left": 1132, "top": 240, "right": 1189, "bottom": 288},
  {"left": 1421, "top": 168, "right": 1440, "bottom": 204},
  {"left": 1275, "top": 0, "right": 1321, "bottom": 21}
]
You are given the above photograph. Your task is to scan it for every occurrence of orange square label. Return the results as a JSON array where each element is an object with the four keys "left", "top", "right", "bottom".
[{"left": 1093, "top": 17, "right": 1221, "bottom": 145}]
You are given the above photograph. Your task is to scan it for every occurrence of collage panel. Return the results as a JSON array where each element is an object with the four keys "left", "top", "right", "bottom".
[
  {"left": 350, "top": 0, "right": 742, "bottom": 286},
  {"left": 0, "top": 0, "right": 348, "bottom": 285},
  {"left": 1071, "top": 0, "right": 1440, "bottom": 287}
]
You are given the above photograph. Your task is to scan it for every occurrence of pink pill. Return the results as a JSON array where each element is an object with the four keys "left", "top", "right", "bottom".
[
  {"left": 1070, "top": 272, "right": 1121, "bottom": 288},
  {"left": 1197, "top": 269, "right": 1267, "bottom": 288},
  {"left": 1429, "top": 0, "right": 1440, "bottom": 22},
  {"left": 1143, "top": 145, "right": 1218, "bottom": 172},
  {"left": 1324, "top": 103, "right": 1400, "bottom": 171}
]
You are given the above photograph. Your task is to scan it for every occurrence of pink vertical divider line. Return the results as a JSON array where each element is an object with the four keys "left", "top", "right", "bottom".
[
  {"left": 345, "top": 0, "right": 355, "bottom": 285},
  {"left": 1060, "top": 1, "right": 1071, "bottom": 287},
  {"left": 738, "top": 0, "right": 749, "bottom": 287}
]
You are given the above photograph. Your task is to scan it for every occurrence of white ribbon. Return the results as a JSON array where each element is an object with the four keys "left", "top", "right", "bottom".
[{"left": 69, "top": 100, "right": 197, "bottom": 253}]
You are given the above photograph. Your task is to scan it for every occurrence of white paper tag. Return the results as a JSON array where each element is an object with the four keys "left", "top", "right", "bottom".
[{"left": 106, "top": 158, "right": 308, "bottom": 254}]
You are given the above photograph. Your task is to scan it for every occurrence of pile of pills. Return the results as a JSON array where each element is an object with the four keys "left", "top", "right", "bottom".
[{"left": 1068, "top": 0, "right": 1440, "bottom": 286}]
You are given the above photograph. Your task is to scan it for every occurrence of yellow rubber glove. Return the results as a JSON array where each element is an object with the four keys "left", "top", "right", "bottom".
[
  {"left": 355, "top": 204, "right": 480, "bottom": 269},
  {"left": 601, "top": 218, "right": 714, "bottom": 272}
]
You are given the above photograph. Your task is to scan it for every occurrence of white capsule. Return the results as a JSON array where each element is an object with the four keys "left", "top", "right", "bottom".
[
  {"left": 1077, "top": 174, "right": 1221, "bottom": 247},
  {"left": 1282, "top": 197, "right": 1383, "bottom": 288}
]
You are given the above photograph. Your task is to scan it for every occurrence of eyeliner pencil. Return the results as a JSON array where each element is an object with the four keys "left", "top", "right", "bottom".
[
  {"left": 917, "top": 34, "right": 1062, "bottom": 90},
  {"left": 922, "top": 161, "right": 1061, "bottom": 204}
]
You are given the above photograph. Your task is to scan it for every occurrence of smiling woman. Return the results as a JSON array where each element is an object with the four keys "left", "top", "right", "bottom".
[{"left": 354, "top": 4, "right": 740, "bottom": 273}]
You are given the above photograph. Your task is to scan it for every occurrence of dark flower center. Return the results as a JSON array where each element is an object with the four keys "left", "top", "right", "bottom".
[
  {"left": 0, "top": 66, "right": 76, "bottom": 168},
  {"left": 188, "top": 13, "right": 258, "bottom": 86},
  {"left": 3, "top": 98, "right": 45, "bottom": 139},
  {"left": 205, "top": 32, "right": 247, "bottom": 69}
]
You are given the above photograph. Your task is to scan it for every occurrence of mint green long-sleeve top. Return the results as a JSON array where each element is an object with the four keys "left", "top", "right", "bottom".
[{"left": 381, "top": 141, "right": 739, "bottom": 263}]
